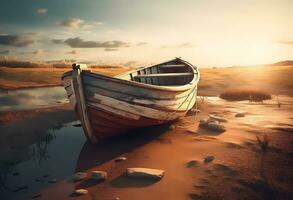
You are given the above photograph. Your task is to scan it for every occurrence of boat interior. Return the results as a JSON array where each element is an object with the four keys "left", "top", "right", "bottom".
[{"left": 118, "top": 59, "right": 197, "bottom": 86}]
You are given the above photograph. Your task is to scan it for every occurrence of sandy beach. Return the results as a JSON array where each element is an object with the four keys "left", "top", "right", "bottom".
[{"left": 0, "top": 63, "right": 292, "bottom": 200}]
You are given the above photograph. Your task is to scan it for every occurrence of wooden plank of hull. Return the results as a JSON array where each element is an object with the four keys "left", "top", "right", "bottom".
[
  {"left": 84, "top": 84, "right": 197, "bottom": 111},
  {"left": 87, "top": 107, "right": 164, "bottom": 139},
  {"left": 88, "top": 93, "right": 187, "bottom": 120}
]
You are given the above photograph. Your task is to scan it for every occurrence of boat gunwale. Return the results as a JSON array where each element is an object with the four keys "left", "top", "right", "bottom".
[{"left": 61, "top": 58, "right": 200, "bottom": 92}]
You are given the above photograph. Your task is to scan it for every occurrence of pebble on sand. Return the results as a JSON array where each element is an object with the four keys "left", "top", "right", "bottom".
[
  {"left": 207, "top": 121, "right": 226, "bottom": 132},
  {"left": 73, "top": 172, "right": 87, "bottom": 181},
  {"left": 32, "top": 193, "right": 41, "bottom": 199},
  {"left": 204, "top": 155, "right": 215, "bottom": 163},
  {"left": 169, "top": 124, "right": 176, "bottom": 130},
  {"left": 186, "top": 160, "right": 198, "bottom": 168},
  {"left": 112, "top": 197, "right": 120, "bottom": 200},
  {"left": 74, "top": 189, "right": 88, "bottom": 195},
  {"left": 91, "top": 171, "right": 107, "bottom": 180},
  {"left": 235, "top": 113, "right": 245, "bottom": 117},
  {"left": 126, "top": 168, "right": 165, "bottom": 179},
  {"left": 115, "top": 156, "right": 127, "bottom": 162},
  {"left": 208, "top": 114, "right": 228, "bottom": 122}
]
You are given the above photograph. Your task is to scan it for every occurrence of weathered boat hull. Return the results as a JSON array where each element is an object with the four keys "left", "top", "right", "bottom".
[{"left": 62, "top": 58, "right": 199, "bottom": 143}]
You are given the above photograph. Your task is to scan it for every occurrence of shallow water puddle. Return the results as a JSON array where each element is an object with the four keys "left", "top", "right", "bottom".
[
  {"left": 0, "top": 86, "right": 68, "bottom": 111},
  {"left": 0, "top": 121, "right": 86, "bottom": 200}
]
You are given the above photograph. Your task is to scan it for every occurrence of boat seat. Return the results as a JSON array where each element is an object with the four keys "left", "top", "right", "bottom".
[
  {"left": 159, "top": 64, "right": 186, "bottom": 68},
  {"left": 134, "top": 72, "right": 194, "bottom": 79}
]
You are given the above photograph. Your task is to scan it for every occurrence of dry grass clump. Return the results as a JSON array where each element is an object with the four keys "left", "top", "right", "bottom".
[
  {"left": 256, "top": 134, "right": 270, "bottom": 152},
  {"left": 220, "top": 88, "right": 271, "bottom": 101}
]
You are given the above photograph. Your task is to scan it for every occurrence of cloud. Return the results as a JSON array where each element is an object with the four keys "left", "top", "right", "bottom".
[
  {"left": 0, "top": 50, "right": 10, "bottom": 54},
  {"left": 60, "top": 18, "right": 84, "bottom": 28},
  {"left": 61, "top": 37, "right": 129, "bottom": 49},
  {"left": 36, "top": 8, "right": 47, "bottom": 14},
  {"left": 51, "top": 39, "right": 63, "bottom": 44},
  {"left": 279, "top": 40, "right": 293, "bottom": 45},
  {"left": 0, "top": 34, "right": 35, "bottom": 47},
  {"left": 67, "top": 50, "right": 78, "bottom": 54},
  {"left": 161, "top": 42, "right": 195, "bottom": 48},
  {"left": 136, "top": 42, "right": 148, "bottom": 46},
  {"left": 32, "top": 49, "right": 44, "bottom": 55}
]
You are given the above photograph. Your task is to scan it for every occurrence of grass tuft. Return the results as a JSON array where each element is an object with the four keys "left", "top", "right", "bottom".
[{"left": 256, "top": 134, "right": 270, "bottom": 152}]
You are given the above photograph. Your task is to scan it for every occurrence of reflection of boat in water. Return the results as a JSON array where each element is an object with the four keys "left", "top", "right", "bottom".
[{"left": 62, "top": 58, "right": 200, "bottom": 143}]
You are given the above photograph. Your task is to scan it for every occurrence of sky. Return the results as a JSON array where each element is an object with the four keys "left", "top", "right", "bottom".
[{"left": 0, "top": 0, "right": 292, "bottom": 67}]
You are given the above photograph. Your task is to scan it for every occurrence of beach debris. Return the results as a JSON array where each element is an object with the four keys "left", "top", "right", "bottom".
[
  {"left": 32, "top": 193, "right": 41, "bottom": 199},
  {"left": 207, "top": 121, "right": 226, "bottom": 132},
  {"left": 186, "top": 160, "right": 198, "bottom": 168},
  {"left": 115, "top": 156, "right": 127, "bottom": 162},
  {"left": 73, "top": 172, "right": 87, "bottom": 181},
  {"left": 48, "top": 178, "right": 57, "bottom": 183},
  {"left": 74, "top": 189, "right": 88, "bottom": 195},
  {"left": 208, "top": 114, "right": 228, "bottom": 122},
  {"left": 91, "top": 171, "right": 107, "bottom": 181},
  {"left": 204, "top": 155, "right": 215, "bottom": 163},
  {"left": 169, "top": 124, "right": 176, "bottom": 130},
  {"left": 126, "top": 168, "right": 164, "bottom": 179},
  {"left": 235, "top": 113, "right": 245, "bottom": 117}
]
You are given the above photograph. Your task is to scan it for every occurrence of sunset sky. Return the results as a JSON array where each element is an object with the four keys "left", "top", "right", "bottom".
[{"left": 0, "top": 0, "right": 292, "bottom": 67}]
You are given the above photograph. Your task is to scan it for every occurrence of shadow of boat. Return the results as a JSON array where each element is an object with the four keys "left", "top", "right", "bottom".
[{"left": 75, "top": 123, "right": 172, "bottom": 172}]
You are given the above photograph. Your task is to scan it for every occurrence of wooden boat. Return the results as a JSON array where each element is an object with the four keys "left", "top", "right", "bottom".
[{"left": 62, "top": 58, "right": 200, "bottom": 143}]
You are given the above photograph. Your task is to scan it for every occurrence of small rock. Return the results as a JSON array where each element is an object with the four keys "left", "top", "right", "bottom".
[
  {"left": 74, "top": 189, "right": 88, "bottom": 195},
  {"left": 204, "top": 155, "right": 215, "bottom": 163},
  {"left": 48, "top": 179, "right": 57, "bottom": 183},
  {"left": 199, "top": 117, "right": 209, "bottom": 126},
  {"left": 208, "top": 114, "right": 228, "bottom": 122},
  {"left": 186, "top": 160, "right": 198, "bottom": 168},
  {"left": 169, "top": 125, "right": 176, "bottom": 130},
  {"left": 73, "top": 172, "right": 87, "bottom": 181},
  {"left": 207, "top": 122, "right": 226, "bottom": 132},
  {"left": 91, "top": 171, "right": 107, "bottom": 181},
  {"left": 126, "top": 168, "right": 164, "bottom": 179},
  {"left": 112, "top": 197, "right": 120, "bottom": 200},
  {"left": 235, "top": 113, "right": 245, "bottom": 117},
  {"left": 115, "top": 156, "right": 127, "bottom": 162},
  {"left": 32, "top": 193, "right": 41, "bottom": 199}
]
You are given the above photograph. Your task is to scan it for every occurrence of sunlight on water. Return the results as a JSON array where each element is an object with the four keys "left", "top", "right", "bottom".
[{"left": 0, "top": 87, "right": 68, "bottom": 111}]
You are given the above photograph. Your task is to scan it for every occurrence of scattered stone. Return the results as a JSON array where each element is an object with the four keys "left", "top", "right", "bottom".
[
  {"left": 199, "top": 117, "right": 209, "bottom": 126},
  {"left": 32, "top": 193, "right": 41, "bottom": 199},
  {"left": 73, "top": 172, "right": 87, "bottom": 181},
  {"left": 186, "top": 160, "right": 198, "bottom": 168},
  {"left": 115, "top": 156, "right": 127, "bottom": 162},
  {"left": 112, "top": 197, "right": 120, "bottom": 200},
  {"left": 48, "top": 179, "right": 57, "bottom": 183},
  {"left": 91, "top": 171, "right": 107, "bottom": 181},
  {"left": 204, "top": 155, "right": 215, "bottom": 163},
  {"left": 74, "top": 189, "right": 88, "bottom": 195},
  {"left": 235, "top": 113, "right": 245, "bottom": 117},
  {"left": 12, "top": 172, "right": 19, "bottom": 176},
  {"left": 207, "top": 122, "right": 226, "bottom": 132},
  {"left": 208, "top": 114, "right": 228, "bottom": 122},
  {"left": 169, "top": 125, "right": 176, "bottom": 130},
  {"left": 126, "top": 168, "right": 164, "bottom": 179}
]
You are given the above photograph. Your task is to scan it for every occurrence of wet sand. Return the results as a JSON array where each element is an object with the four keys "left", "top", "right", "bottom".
[{"left": 1, "top": 96, "right": 292, "bottom": 200}]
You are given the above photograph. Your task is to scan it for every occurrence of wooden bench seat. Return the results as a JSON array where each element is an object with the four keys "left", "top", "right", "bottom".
[{"left": 134, "top": 72, "right": 194, "bottom": 79}]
